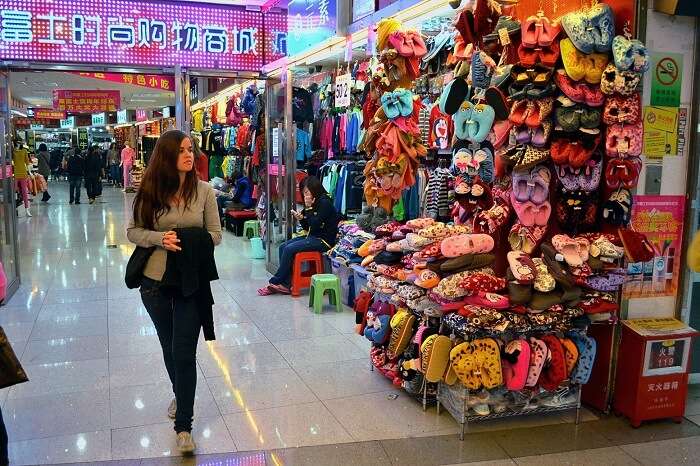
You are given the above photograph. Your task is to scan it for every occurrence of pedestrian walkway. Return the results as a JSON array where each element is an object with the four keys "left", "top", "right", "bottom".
[{"left": 1, "top": 182, "right": 699, "bottom": 465}]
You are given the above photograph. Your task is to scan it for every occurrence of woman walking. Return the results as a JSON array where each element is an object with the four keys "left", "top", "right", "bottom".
[
  {"left": 12, "top": 138, "right": 32, "bottom": 217},
  {"left": 36, "top": 143, "right": 51, "bottom": 202},
  {"left": 127, "top": 130, "right": 221, "bottom": 454},
  {"left": 84, "top": 146, "right": 103, "bottom": 204}
]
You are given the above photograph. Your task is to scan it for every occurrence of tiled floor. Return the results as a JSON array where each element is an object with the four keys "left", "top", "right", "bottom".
[{"left": 2, "top": 182, "right": 700, "bottom": 465}]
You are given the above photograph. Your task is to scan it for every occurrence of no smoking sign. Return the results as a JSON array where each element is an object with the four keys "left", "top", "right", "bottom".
[{"left": 651, "top": 52, "right": 683, "bottom": 108}]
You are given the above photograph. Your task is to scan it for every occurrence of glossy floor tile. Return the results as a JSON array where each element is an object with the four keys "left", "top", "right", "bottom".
[{"left": 4, "top": 182, "right": 700, "bottom": 465}]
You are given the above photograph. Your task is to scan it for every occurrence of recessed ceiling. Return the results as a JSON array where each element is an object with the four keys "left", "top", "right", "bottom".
[{"left": 10, "top": 71, "right": 175, "bottom": 111}]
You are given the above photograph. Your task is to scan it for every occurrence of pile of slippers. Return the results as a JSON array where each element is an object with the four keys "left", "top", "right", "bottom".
[{"left": 331, "top": 1, "right": 653, "bottom": 416}]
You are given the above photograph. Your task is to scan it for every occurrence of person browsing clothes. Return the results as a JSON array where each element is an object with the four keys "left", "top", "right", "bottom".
[{"left": 258, "top": 176, "right": 340, "bottom": 295}]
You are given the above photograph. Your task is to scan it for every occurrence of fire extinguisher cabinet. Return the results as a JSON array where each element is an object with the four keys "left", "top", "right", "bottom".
[{"left": 613, "top": 318, "right": 698, "bottom": 427}]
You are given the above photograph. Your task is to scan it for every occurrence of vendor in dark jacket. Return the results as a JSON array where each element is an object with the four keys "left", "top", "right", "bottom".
[{"left": 259, "top": 176, "right": 340, "bottom": 295}]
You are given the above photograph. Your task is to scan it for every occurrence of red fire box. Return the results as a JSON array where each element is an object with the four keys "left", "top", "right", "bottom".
[{"left": 613, "top": 318, "right": 698, "bottom": 427}]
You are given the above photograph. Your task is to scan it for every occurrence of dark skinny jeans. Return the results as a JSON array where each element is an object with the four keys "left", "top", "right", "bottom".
[
  {"left": 68, "top": 175, "right": 82, "bottom": 202},
  {"left": 139, "top": 277, "right": 201, "bottom": 433}
]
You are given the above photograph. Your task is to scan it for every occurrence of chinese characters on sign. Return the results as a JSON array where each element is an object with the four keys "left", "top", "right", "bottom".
[
  {"left": 53, "top": 90, "right": 120, "bottom": 112},
  {"left": 0, "top": 0, "right": 287, "bottom": 70},
  {"left": 622, "top": 196, "right": 686, "bottom": 300},
  {"left": 651, "top": 52, "right": 683, "bottom": 108},
  {"left": 642, "top": 106, "right": 678, "bottom": 158},
  {"left": 70, "top": 72, "right": 175, "bottom": 91},
  {"left": 31, "top": 108, "right": 66, "bottom": 120}
]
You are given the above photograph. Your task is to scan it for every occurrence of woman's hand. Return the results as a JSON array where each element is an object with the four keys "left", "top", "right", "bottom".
[
  {"left": 162, "top": 231, "right": 181, "bottom": 252},
  {"left": 291, "top": 209, "right": 304, "bottom": 221}
]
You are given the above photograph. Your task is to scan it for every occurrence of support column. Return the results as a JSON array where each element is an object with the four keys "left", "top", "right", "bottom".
[{"left": 174, "top": 65, "right": 191, "bottom": 133}]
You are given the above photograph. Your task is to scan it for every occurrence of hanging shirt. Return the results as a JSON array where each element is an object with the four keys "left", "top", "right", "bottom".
[
  {"left": 429, "top": 105, "right": 453, "bottom": 150},
  {"left": 296, "top": 128, "right": 312, "bottom": 162}
]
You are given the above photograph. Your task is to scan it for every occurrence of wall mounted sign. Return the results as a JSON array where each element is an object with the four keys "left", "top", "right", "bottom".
[
  {"left": 30, "top": 123, "right": 43, "bottom": 130},
  {"left": 651, "top": 52, "right": 683, "bottom": 108},
  {"left": 53, "top": 90, "right": 120, "bottom": 112},
  {"left": 287, "top": 0, "right": 337, "bottom": 56},
  {"left": 0, "top": 0, "right": 287, "bottom": 70},
  {"left": 69, "top": 72, "right": 175, "bottom": 91},
  {"left": 136, "top": 109, "right": 147, "bottom": 122},
  {"left": 334, "top": 74, "right": 351, "bottom": 108}
]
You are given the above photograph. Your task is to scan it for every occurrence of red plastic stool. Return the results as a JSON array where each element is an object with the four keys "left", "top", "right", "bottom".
[{"left": 291, "top": 251, "right": 324, "bottom": 297}]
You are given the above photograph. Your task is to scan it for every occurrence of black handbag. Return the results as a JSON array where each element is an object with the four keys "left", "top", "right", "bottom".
[
  {"left": 125, "top": 246, "right": 155, "bottom": 289},
  {"left": 0, "top": 326, "right": 28, "bottom": 389}
]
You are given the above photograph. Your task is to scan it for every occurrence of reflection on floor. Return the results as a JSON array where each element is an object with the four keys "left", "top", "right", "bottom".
[{"left": 1, "top": 182, "right": 698, "bottom": 465}]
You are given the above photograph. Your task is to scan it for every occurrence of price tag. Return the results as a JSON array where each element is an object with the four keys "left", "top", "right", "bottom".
[{"left": 334, "top": 73, "right": 352, "bottom": 108}]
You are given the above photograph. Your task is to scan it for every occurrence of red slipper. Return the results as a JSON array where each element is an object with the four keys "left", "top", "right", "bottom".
[{"left": 269, "top": 284, "right": 291, "bottom": 295}]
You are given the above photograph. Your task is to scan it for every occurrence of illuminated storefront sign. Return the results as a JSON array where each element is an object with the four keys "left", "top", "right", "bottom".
[
  {"left": 117, "top": 109, "right": 128, "bottom": 124},
  {"left": 287, "top": 0, "right": 337, "bottom": 56},
  {"left": 0, "top": 0, "right": 287, "bottom": 70},
  {"left": 31, "top": 108, "right": 66, "bottom": 120},
  {"left": 70, "top": 72, "right": 175, "bottom": 91},
  {"left": 60, "top": 116, "right": 75, "bottom": 128},
  {"left": 53, "top": 90, "right": 120, "bottom": 112},
  {"left": 92, "top": 112, "right": 106, "bottom": 126}
]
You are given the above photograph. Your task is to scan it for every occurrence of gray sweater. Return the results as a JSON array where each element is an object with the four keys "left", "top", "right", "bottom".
[{"left": 127, "top": 181, "right": 222, "bottom": 281}]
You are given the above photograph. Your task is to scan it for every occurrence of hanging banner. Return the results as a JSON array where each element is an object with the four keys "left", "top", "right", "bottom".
[
  {"left": 77, "top": 127, "right": 89, "bottom": 151},
  {"left": 643, "top": 106, "right": 679, "bottom": 158},
  {"left": 287, "top": 0, "right": 337, "bottom": 56},
  {"left": 69, "top": 72, "right": 175, "bottom": 92},
  {"left": 622, "top": 195, "right": 686, "bottom": 300},
  {"left": 0, "top": 0, "right": 287, "bottom": 70},
  {"left": 53, "top": 90, "right": 120, "bottom": 112},
  {"left": 651, "top": 52, "right": 683, "bottom": 108}
]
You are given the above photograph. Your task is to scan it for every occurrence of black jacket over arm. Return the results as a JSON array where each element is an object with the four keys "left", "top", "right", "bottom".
[
  {"left": 161, "top": 227, "right": 219, "bottom": 340},
  {"left": 299, "top": 195, "right": 340, "bottom": 247}
]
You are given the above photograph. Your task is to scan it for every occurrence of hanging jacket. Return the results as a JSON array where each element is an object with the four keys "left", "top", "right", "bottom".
[
  {"left": 232, "top": 176, "right": 254, "bottom": 209},
  {"left": 241, "top": 87, "right": 258, "bottom": 116}
]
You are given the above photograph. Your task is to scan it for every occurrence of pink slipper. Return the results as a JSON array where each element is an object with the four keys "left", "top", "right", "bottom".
[
  {"left": 269, "top": 284, "right": 291, "bottom": 295},
  {"left": 552, "top": 234, "right": 586, "bottom": 267},
  {"left": 257, "top": 286, "right": 274, "bottom": 296},
  {"left": 463, "top": 292, "right": 510, "bottom": 309},
  {"left": 507, "top": 251, "right": 538, "bottom": 284}
]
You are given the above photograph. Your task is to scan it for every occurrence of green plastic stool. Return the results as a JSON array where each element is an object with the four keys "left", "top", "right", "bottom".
[
  {"left": 243, "top": 220, "right": 259, "bottom": 239},
  {"left": 308, "top": 274, "right": 343, "bottom": 314}
]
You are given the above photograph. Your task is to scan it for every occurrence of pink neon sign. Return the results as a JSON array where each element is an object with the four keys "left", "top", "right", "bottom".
[{"left": 0, "top": 0, "right": 287, "bottom": 70}]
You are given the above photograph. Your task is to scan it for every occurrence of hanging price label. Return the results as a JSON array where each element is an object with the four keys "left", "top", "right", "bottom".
[{"left": 335, "top": 73, "right": 352, "bottom": 108}]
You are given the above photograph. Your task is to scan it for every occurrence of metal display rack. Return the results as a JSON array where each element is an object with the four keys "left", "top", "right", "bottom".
[{"left": 436, "top": 382, "right": 582, "bottom": 440}]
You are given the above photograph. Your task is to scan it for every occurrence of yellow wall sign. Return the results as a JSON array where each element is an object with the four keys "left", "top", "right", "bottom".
[{"left": 643, "top": 106, "right": 678, "bottom": 158}]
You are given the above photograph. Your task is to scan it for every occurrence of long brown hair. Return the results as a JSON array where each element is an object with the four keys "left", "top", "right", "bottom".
[{"left": 132, "top": 130, "right": 198, "bottom": 229}]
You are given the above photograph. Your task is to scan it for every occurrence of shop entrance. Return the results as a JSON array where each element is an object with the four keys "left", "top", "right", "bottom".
[{"left": 0, "top": 66, "right": 178, "bottom": 296}]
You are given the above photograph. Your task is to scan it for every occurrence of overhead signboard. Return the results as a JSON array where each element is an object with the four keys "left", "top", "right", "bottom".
[
  {"left": 117, "top": 110, "right": 128, "bottom": 124},
  {"left": 0, "top": 0, "right": 287, "bottom": 70},
  {"left": 287, "top": 0, "right": 337, "bottom": 56},
  {"left": 136, "top": 109, "right": 148, "bottom": 122},
  {"left": 60, "top": 116, "right": 75, "bottom": 128},
  {"left": 69, "top": 72, "right": 175, "bottom": 92},
  {"left": 30, "top": 124, "right": 43, "bottom": 130},
  {"left": 92, "top": 112, "right": 106, "bottom": 126},
  {"left": 53, "top": 90, "right": 120, "bottom": 113},
  {"left": 352, "top": 0, "right": 375, "bottom": 22},
  {"left": 162, "top": 106, "right": 171, "bottom": 118},
  {"left": 77, "top": 127, "right": 89, "bottom": 151},
  {"left": 31, "top": 108, "right": 66, "bottom": 120}
]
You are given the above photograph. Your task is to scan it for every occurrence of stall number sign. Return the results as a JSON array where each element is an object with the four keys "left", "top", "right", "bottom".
[
  {"left": 335, "top": 74, "right": 351, "bottom": 108},
  {"left": 162, "top": 106, "right": 171, "bottom": 119},
  {"left": 92, "top": 113, "right": 106, "bottom": 126},
  {"left": 117, "top": 110, "right": 128, "bottom": 124},
  {"left": 60, "top": 116, "right": 75, "bottom": 129},
  {"left": 30, "top": 124, "right": 43, "bottom": 130},
  {"left": 78, "top": 128, "right": 89, "bottom": 151}
]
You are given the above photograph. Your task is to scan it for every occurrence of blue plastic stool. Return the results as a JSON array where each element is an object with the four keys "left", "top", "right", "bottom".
[{"left": 250, "top": 237, "right": 265, "bottom": 259}]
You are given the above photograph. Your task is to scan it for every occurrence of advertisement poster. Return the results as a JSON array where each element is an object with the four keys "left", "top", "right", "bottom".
[
  {"left": 287, "top": 0, "right": 337, "bottom": 56},
  {"left": 622, "top": 195, "right": 686, "bottom": 299},
  {"left": 53, "top": 90, "right": 120, "bottom": 112},
  {"left": 643, "top": 106, "right": 678, "bottom": 158},
  {"left": 651, "top": 52, "right": 683, "bottom": 107}
]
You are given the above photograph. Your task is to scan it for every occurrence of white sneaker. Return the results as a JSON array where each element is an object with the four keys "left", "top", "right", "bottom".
[
  {"left": 25, "top": 207, "right": 32, "bottom": 217},
  {"left": 168, "top": 398, "right": 177, "bottom": 419},
  {"left": 176, "top": 431, "right": 196, "bottom": 454}
]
